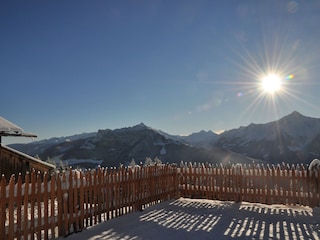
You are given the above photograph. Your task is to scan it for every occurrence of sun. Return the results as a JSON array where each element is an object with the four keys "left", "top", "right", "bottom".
[{"left": 261, "top": 74, "right": 282, "bottom": 94}]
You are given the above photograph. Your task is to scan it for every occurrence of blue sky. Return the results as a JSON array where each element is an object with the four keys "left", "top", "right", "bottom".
[{"left": 1, "top": 0, "right": 320, "bottom": 145}]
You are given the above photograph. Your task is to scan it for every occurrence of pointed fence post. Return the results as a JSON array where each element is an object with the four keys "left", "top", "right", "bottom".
[
  {"left": 16, "top": 174, "right": 22, "bottom": 239},
  {"left": 23, "top": 173, "right": 30, "bottom": 239},
  {"left": 265, "top": 165, "right": 270, "bottom": 204},
  {"left": 290, "top": 165, "right": 296, "bottom": 205},
  {"left": 35, "top": 172, "right": 41, "bottom": 239},
  {"left": 8, "top": 175, "right": 15, "bottom": 240},
  {"left": 50, "top": 174, "right": 57, "bottom": 238},
  {"left": 242, "top": 165, "right": 248, "bottom": 202},
  {"left": 0, "top": 175, "right": 6, "bottom": 239}
]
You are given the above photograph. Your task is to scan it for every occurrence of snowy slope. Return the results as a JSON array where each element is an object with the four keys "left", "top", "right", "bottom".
[
  {"left": 219, "top": 112, "right": 320, "bottom": 146},
  {"left": 216, "top": 111, "right": 320, "bottom": 163},
  {"left": 9, "top": 123, "right": 257, "bottom": 169},
  {"left": 11, "top": 111, "right": 320, "bottom": 167}
]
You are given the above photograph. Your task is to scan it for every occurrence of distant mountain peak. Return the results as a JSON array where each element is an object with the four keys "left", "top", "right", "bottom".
[
  {"left": 291, "top": 110, "right": 302, "bottom": 115},
  {"left": 278, "top": 111, "right": 315, "bottom": 126},
  {"left": 217, "top": 110, "right": 320, "bottom": 163},
  {"left": 132, "top": 122, "right": 148, "bottom": 130},
  {"left": 137, "top": 122, "right": 147, "bottom": 127},
  {"left": 287, "top": 111, "right": 304, "bottom": 118}
]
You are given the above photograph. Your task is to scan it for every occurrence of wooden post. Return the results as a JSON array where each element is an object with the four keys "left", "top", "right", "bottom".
[
  {"left": 283, "top": 164, "right": 289, "bottom": 205},
  {"left": 66, "top": 170, "right": 73, "bottom": 233},
  {"left": 74, "top": 170, "right": 80, "bottom": 232},
  {"left": 50, "top": 174, "right": 57, "bottom": 238},
  {"left": 92, "top": 169, "right": 98, "bottom": 223},
  {"left": 62, "top": 173, "right": 69, "bottom": 235},
  {"left": 206, "top": 166, "right": 211, "bottom": 200},
  {"left": 0, "top": 175, "right": 6, "bottom": 239},
  {"left": 275, "top": 165, "right": 281, "bottom": 204},
  {"left": 30, "top": 171, "right": 36, "bottom": 240},
  {"left": 188, "top": 164, "right": 192, "bottom": 198},
  {"left": 23, "top": 173, "right": 30, "bottom": 239},
  {"left": 98, "top": 168, "right": 103, "bottom": 220},
  {"left": 218, "top": 165, "right": 223, "bottom": 200},
  {"left": 261, "top": 165, "right": 266, "bottom": 204},
  {"left": 208, "top": 166, "right": 213, "bottom": 200},
  {"left": 266, "top": 165, "right": 271, "bottom": 204},
  {"left": 43, "top": 172, "right": 49, "bottom": 240},
  {"left": 270, "top": 165, "right": 276, "bottom": 204},
  {"left": 8, "top": 175, "right": 15, "bottom": 240},
  {"left": 300, "top": 165, "right": 307, "bottom": 206},
  {"left": 16, "top": 174, "right": 23, "bottom": 240},
  {"left": 310, "top": 168, "right": 317, "bottom": 207},
  {"left": 36, "top": 172, "right": 42, "bottom": 238},
  {"left": 241, "top": 165, "right": 247, "bottom": 202},
  {"left": 128, "top": 168, "right": 132, "bottom": 214}
]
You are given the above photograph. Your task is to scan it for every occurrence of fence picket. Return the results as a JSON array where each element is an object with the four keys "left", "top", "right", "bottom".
[
  {"left": 0, "top": 175, "right": 5, "bottom": 238},
  {"left": 8, "top": 175, "right": 15, "bottom": 240},
  {"left": 30, "top": 171, "right": 36, "bottom": 240},
  {"left": 36, "top": 173, "right": 42, "bottom": 239},
  {"left": 23, "top": 173, "right": 30, "bottom": 240},
  {"left": 16, "top": 174, "right": 22, "bottom": 240},
  {"left": 42, "top": 172, "right": 49, "bottom": 240},
  {"left": 50, "top": 174, "right": 57, "bottom": 238}
]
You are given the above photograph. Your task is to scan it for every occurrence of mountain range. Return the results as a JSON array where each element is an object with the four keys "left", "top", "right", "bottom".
[
  {"left": 9, "top": 111, "right": 320, "bottom": 168},
  {"left": 216, "top": 111, "right": 320, "bottom": 164}
]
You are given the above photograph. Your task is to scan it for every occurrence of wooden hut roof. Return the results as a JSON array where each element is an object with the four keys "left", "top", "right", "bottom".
[{"left": 0, "top": 117, "right": 37, "bottom": 138}]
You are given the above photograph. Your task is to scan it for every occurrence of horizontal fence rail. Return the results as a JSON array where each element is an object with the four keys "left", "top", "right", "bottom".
[{"left": 1, "top": 163, "right": 320, "bottom": 239}]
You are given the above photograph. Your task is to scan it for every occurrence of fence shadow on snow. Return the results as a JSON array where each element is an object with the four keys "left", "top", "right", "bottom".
[{"left": 62, "top": 198, "right": 320, "bottom": 240}]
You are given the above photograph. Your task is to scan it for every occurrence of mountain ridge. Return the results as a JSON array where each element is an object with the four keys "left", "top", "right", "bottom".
[
  {"left": 216, "top": 111, "right": 320, "bottom": 163},
  {"left": 9, "top": 111, "right": 320, "bottom": 167},
  {"left": 9, "top": 124, "right": 257, "bottom": 168}
]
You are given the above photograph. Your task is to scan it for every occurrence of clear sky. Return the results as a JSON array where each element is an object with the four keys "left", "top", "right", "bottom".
[{"left": 1, "top": 0, "right": 320, "bottom": 145}]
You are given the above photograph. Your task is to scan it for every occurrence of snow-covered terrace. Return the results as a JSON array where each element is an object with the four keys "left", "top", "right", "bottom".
[{"left": 61, "top": 197, "right": 320, "bottom": 240}]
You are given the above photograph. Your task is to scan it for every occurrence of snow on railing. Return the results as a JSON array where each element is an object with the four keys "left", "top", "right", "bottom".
[{"left": 309, "top": 159, "right": 320, "bottom": 177}]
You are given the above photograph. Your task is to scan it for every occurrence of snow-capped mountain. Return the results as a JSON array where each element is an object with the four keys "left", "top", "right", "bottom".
[
  {"left": 155, "top": 130, "right": 219, "bottom": 149},
  {"left": 9, "top": 132, "right": 96, "bottom": 157},
  {"left": 10, "top": 111, "right": 318, "bottom": 168},
  {"left": 10, "top": 123, "right": 257, "bottom": 168},
  {"left": 182, "top": 130, "right": 219, "bottom": 149},
  {"left": 216, "top": 111, "right": 320, "bottom": 164}
]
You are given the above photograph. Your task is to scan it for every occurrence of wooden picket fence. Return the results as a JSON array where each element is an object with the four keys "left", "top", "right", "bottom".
[
  {"left": 0, "top": 165, "right": 178, "bottom": 240},
  {"left": 179, "top": 163, "right": 320, "bottom": 207},
  {"left": 1, "top": 163, "right": 320, "bottom": 239}
]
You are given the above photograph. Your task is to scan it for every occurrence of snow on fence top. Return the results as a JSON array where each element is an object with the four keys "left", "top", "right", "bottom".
[{"left": 309, "top": 159, "right": 320, "bottom": 177}]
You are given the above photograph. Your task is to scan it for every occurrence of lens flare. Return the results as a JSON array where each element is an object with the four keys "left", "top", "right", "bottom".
[{"left": 286, "top": 74, "right": 295, "bottom": 80}]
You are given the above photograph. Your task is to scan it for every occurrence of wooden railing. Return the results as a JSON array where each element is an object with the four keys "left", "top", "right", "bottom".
[
  {"left": 179, "top": 163, "right": 320, "bottom": 207},
  {"left": 1, "top": 163, "right": 319, "bottom": 239},
  {"left": 0, "top": 165, "right": 178, "bottom": 240}
]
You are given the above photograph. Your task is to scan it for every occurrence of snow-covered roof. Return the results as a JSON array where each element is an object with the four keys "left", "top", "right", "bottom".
[
  {"left": 0, "top": 116, "right": 37, "bottom": 138},
  {"left": 0, "top": 117, "right": 22, "bottom": 132}
]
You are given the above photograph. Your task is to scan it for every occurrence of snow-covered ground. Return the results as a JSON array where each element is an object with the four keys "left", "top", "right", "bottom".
[{"left": 61, "top": 197, "right": 320, "bottom": 240}]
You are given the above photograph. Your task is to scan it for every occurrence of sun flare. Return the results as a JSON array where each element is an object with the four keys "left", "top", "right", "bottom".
[{"left": 261, "top": 74, "right": 282, "bottom": 94}]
